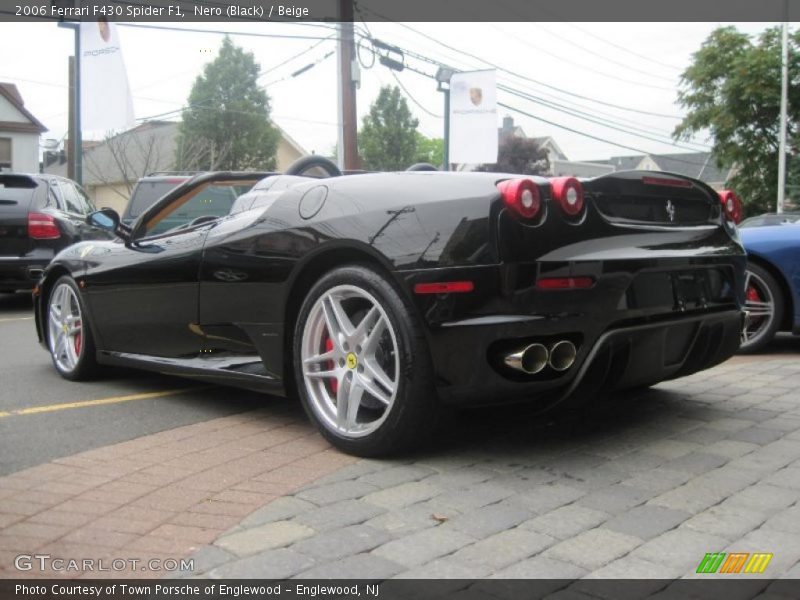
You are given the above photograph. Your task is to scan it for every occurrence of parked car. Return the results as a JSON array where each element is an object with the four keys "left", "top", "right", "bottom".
[
  {"left": 34, "top": 158, "right": 747, "bottom": 456},
  {"left": 739, "top": 223, "right": 800, "bottom": 352},
  {"left": 739, "top": 212, "right": 800, "bottom": 228},
  {"left": 0, "top": 173, "right": 111, "bottom": 293}
]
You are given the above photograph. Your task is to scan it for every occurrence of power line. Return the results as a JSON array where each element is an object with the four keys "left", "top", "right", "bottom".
[
  {"left": 356, "top": 10, "right": 683, "bottom": 120},
  {"left": 497, "top": 101, "right": 713, "bottom": 167},
  {"left": 358, "top": 29, "right": 710, "bottom": 151},
  {"left": 560, "top": 22, "right": 684, "bottom": 72},
  {"left": 117, "top": 22, "right": 339, "bottom": 42},
  {"left": 498, "top": 85, "right": 711, "bottom": 152},
  {"left": 389, "top": 70, "right": 442, "bottom": 119},
  {"left": 357, "top": 32, "right": 713, "bottom": 162},
  {"left": 489, "top": 0, "right": 684, "bottom": 72},
  {"left": 488, "top": 22, "right": 678, "bottom": 89}
]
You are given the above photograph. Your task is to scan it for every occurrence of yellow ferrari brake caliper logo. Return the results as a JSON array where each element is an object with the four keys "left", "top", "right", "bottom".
[{"left": 346, "top": 352, "right": 358, "bottom": 369}]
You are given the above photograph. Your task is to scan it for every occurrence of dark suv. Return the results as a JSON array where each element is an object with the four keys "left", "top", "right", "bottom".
[{"left": 0, "top": 173, "right": 112, "bottom": 292}]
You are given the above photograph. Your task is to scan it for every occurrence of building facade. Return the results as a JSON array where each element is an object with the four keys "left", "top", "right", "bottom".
[{"left": 0, "top": 83, "right": 47, "bottom": 173}]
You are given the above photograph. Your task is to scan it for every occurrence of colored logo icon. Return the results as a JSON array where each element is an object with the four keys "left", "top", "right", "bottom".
[{"left": 696, "top": 552, "right": 773, "bottom": 574}]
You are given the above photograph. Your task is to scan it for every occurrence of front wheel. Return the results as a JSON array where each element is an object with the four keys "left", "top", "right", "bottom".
[
  {"left": 740, "top": 262, "right": 783, "bottom": 353},
  {"left": 293, "top": 264, "right": 438, "bottom": 456},
  {"left": 46, "top": 276, "right": 98, "bottom": 380}
]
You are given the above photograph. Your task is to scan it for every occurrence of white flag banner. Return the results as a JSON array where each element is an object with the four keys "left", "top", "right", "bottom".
[
  {"left": 80, "top": 20, "right": 135, "bottom": 133},
  {"left": 448, "top": 69, "right": 498, "bottom": 165}
]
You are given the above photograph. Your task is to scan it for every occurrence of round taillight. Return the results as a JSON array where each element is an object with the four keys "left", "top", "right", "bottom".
[
  {"left": 550, "top": 177, "right": 584, "bottom": 216},
  {"left": 497, "top": 178, "right": 541, "bottom": 220},
  {"left": 718, "top": 190, "right": 742, "bottom": 224}
]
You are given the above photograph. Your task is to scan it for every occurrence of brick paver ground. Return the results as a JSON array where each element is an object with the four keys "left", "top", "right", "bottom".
[
  {"left": 1, "top": 356, "right": 799, "bottom": 583},
  {"left": 0, "top": 402, "right": 355, "bottom": 578}
]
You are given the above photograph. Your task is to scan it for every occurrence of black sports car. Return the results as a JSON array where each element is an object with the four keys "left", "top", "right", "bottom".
[{"left": 34, "top": 157, "right": 747, "bottom": 455}]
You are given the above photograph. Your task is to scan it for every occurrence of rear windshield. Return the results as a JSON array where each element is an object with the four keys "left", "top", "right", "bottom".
[
  {"left": 127, "top": 180, "right": 187, "bottom": 217},
  {"left": 0, "top": 176, "right": 39, "bottom": 210}
]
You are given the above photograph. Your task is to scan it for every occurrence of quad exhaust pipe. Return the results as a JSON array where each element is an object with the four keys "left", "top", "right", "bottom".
[
  {"left": 504, "top": 343, "right": 548, "bottom": 374},
  {"left": 548, "top": 340, "right": 577, "bottom": 372},
  {"left": 504, "top": 340, "right": 577, "bottom": 374}
]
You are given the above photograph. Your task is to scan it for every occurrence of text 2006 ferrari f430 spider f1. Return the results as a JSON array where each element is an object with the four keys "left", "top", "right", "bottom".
[{"left": 34, "top": 158, "right": 747, "bottom": 455}]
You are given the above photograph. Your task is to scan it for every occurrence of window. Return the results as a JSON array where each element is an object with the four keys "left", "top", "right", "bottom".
[
  {"left": 58, "top": 181, "right": 86, "bottom": 214},
  {"left": 73, "top": 183, "right": 95, "bottom": 213},
  {"left": 0, "top": 138, "right": 11, "bottom": 171},
  {"left": 144, "top": 183, "right": 239, "bottom": 236}
]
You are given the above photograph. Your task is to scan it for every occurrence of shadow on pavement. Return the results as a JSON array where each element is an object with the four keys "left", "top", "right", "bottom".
[
  {"left": 418, "top": 386, "right": 697, "bottom": 460},
  {"left": 0, "top": 291, "right": 33, "bottom": 312}
]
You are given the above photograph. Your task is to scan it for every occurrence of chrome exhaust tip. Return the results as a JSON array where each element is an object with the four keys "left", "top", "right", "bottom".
[
  {"left": 504, "top": 343, "right": 549, "bottom": 374},
  {"left": 548, "top": 340, "right": 577, "bottom": 372}
]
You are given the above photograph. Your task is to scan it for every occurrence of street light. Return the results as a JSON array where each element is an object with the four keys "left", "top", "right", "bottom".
[{"left": 435, "top": 67, "right": 456, "bottom": 171}]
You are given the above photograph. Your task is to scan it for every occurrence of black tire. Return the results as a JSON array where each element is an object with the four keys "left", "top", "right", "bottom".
[
  {"left": 45, "top": 275, "right": 99, "bottom": 381},
  {"left": 292, "top": 264, "right": 439, "bottom": 456},
  {"left": 739, "top": 262, "right": 784, "bottom": 354}
]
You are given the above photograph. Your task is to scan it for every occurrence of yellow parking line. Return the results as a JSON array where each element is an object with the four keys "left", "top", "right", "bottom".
[
  {"left": 0, "top": 317, "right": 33, "bottom": 323},
  {"left": 0, "top": 387, "right": 204, "bottom": 419}
]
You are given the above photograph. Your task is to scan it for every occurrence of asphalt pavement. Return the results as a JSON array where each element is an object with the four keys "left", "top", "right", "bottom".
[{"left": 0, "top": 292, "right": 270, "bottom": 476}]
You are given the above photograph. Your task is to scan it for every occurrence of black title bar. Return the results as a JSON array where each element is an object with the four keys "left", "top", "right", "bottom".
[{"left": 1, "top": 0, "right": 798, "bottom": 23}]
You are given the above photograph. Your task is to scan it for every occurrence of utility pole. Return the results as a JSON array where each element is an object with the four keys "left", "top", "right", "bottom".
[
  {"left": 67, "top": 56, "right": 75, "bottom": 180},
  {"left": 776, "top": 6, "right": 789, "bottom": 214},
  {"left": 337, "top": 0, "right": 359, "bottom": 171},
  {"left": 59, "top": 21, "right": 82, "bottom": 185}
]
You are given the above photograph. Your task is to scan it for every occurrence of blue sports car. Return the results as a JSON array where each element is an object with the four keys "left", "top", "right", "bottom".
[{"left": 740, "top": 223, "right": 800, "bottom": 352}]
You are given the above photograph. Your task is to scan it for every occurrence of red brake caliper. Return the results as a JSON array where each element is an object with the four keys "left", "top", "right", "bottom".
[
  {"left": 74, "top": 320, "right": 82, "bottom": 355},
  {"left": 746, "top": 286, "right": 762, "bottom": 323},
  {"left": 324, "top": 335, "right": 337, "bottom": 394}
]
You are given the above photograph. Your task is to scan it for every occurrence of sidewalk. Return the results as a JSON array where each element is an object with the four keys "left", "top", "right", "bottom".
[
  {"left": 0, "top": 403, "right": 354, "bottom": 578},
  {"left": 1, "top": 357, "right": 799, "bottom": 580}
]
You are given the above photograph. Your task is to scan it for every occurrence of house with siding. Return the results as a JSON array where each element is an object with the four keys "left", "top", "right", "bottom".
[{"left": 0, "top": 83, "right": 47, "bottom": 173}]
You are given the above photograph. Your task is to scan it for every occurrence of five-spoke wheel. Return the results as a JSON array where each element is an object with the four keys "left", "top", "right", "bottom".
[
  {"left": 301, "top": 284, "right": 399, "bottom": 438},
  {"left": 46, "top": 276, "right": 97, "bottom": 379},
  {"left": 294, "top": 265, "right": 438, "bottom": 456},
  {"left": 740, "top": 263, "right": 783, "bottom": 353}
]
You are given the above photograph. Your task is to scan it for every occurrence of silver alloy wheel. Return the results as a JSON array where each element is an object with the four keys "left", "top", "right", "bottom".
[
  {"left": 48, "top": 282, "right": 83, "bottom": 373},
  {"left": 300, "top": 284, "right": 400, "bottom": 438},
  {"left": 741, "top": 269, "right": 775, "bottom": 348}
]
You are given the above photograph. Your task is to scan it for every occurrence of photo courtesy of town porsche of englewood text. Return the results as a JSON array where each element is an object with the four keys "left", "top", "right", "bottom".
[{"left": 0, "top": 0, "right": 799, "bottom": 597}]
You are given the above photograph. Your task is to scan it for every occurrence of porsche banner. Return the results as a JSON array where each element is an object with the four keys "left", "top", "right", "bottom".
[
  {"left": 448, "top": 69, "right": 498, "bottom": 165},
  {"left": 80, "top": 20, "right": 135, "bottom": 133}
]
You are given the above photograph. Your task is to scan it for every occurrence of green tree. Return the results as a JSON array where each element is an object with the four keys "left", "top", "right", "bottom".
[
  {"left": 414, "top": 133, "right": 444, "bottom": 167},
  {"left": 674, "top": 26, "right": 800, "bottom": 215},
  {"left": 359, "top": 86, "right": 419, "bottom": 171},
  {"left": 475, "top": 136, "right": 549, "bottom": 175},
  {"left": 176, "top": 36, "right": 279, "bottom": 171}
]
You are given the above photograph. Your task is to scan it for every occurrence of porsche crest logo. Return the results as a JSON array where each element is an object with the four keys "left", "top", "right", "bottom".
[{"left": 469, "top": 87, "right": 483, "bottom": 106}]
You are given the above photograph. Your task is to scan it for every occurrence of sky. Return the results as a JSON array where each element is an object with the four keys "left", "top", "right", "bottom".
[{"left": 0, "top": 20, "right": 791, "bottom": 163}]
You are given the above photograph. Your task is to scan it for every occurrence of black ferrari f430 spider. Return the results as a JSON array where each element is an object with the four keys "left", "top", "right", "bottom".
[{"left": 34, "top": 157, "right": 747, "bottom": 455}]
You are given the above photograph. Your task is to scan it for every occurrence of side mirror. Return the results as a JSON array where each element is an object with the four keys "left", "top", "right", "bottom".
[
  {"left": 87, "top": 208, "right": 119, "bottom": 230},
  {"left": 87, "top": 208, "right": 129, "bottom": 241}
]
